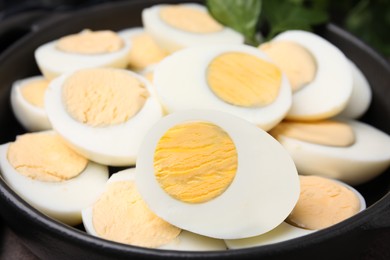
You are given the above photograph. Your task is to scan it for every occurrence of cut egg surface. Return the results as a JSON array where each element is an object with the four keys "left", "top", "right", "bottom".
[
  {"left": 225, "top": 175, "right": 365, "bottom": 249},
  {"left": 260, "top": 30, "right": 353, "bottom": 121},
  {"left": 142, "top": 3, "right": 244, "bottom": 53},
  {"left": 34, "top": 29, "right": 131, "bottom": 80},
  {"left": 153, "top": 44, "right": 292, "bottom": 131},
  {"left": 10, "top": 75, "right": 52, "bottom": 131},
  {"left": 82, "top": 168, "right": 227, "bottom": 251},
  {"left": 44, "top": 67, "right": 163, "bottom": 166},
  {"left": 270, "top": 119, "right": 390, "bottom": 185},
  {"left": 135, "top": 109, "right": 300, "bottom": 239},
  {"left": 0, "top": 131, "right": 109, "bottom": 226}
]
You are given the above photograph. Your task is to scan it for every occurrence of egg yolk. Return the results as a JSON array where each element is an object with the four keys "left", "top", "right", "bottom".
[
  {"left": 127, "top": 32, "right": 168, "bottom": 70},
  {"left": 21, "top": 79, "right": 50, "bottom": 108},
  {"left": 154, "top": 121, "right": 237, "bottom": 203},
  {"left": 269, "top": 120, "right": 355, "bottom": 147},
  {"left": 56, "top": 30, "right": 124, "bottom": 54},
  {"left": 286, "top": 175, "right": 361, "bottom": 230},
  {"left": 92, "top": 180, "right": 181, "bottom": 248},
  {"left": 207, "top": 52, "right": 282, "bottom": 107},
  {"left": 259, "top": 41, "right": 317, "bottom": 92},
  {"left": 159, "top": 5, "right": 223, "bottom": 33},
  {"left": 7, "top": 132, "right": 87, "bottom": 182},
  {"left": 63, "top": 68, "right": 149, "bottom": 127}
]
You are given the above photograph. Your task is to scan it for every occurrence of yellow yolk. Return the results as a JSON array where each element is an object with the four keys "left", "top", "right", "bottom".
[
  {"left": 63, "top": 68, "right": 149, "bottom": 127},
  {"left": 207, "top": 52, "right": 282, "bottom": 107},
  {"left": 127, "top": 33, "right": 168, "bottom": 70},
  {"left": 7, "top": 132, "right": 87, "bottom": 182},
  {"left": 159, "top": 5, "right": 223, "bottom": 33},
  {"left": 286, "top": 175, "right": 361, "bottom": 230},
  {"left": 21, "top": 79, "right": 50, "bottom": 108},
  {"left": 92, "top": 180, "right": 181, "bottom": 248},
  {"left": 269, "top": 120, "right": 355, "bottom": 147},
  {"left": 56, "top": 30, "right": 124, "bottom": 54},
  {"left": 154, "top": 121, "right": 237, "bottom": 203},
  {"left": 259, "top": 41, "right": 317, "bottom": 92}
]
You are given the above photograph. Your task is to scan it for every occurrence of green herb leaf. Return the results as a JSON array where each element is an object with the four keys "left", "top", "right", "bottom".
[
  {"left": 206, "top": 0, "right": 262, "bottom": 45},
  {"left": 262, "top": 0, "right": 329, "bottom": 40}
]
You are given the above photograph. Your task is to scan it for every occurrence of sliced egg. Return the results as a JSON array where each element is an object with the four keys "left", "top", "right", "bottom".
[
  {"left": 35, "top": 29, "right": 131, "bottom": 80},
  {"left": 259, "top": 30, "right": 353, "bottom": 121},
  {"left": 82, "top": 168, "right": 227, "bottom": 250},
  {"left": 10, "top": 75, "right": 52, "bottom": 131},
  {"left": 337, "top": 60, "right": 372, "bottom": 119},
  {"left": 142, "top": 3, "right": 244, "bottom": 53},
  {"left": 118, "top": 27, "right": 169, "bottom": 71},
  {"left": 225, "top": 175, "right": 365, "bottom": 249},
  {"left": 153, "top": 44, "right": 292, "bottom": 131},
  {"left": 44, "top": 67, "right": 163, "bottom": 166},
  {"left": 0, "top": 131, "right": 109, "bottom": 226},
  {"left": 269, "top": 119, "right": 390, "bottom": 185},
  {"left": 135, "top": 109, "right": 300, "bottom": 239}
]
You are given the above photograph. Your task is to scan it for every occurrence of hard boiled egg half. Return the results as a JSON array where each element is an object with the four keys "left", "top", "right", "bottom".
[
  {"left": 0, "top": 131, "right": 109, "bottom": 226},
  {"left": 225, "top": 175, "right": 365, "bottom": 249},
  {"left": 142, "top": 3, "right": 244, "bottom": 53},
  {"left": 259, "top": 30, "right": 353, "bottom": 121},
  {"left": 10, "top": 75, "right": 52, "bottom": 131},
  {"left": 135, "top": 109, "right": 300, "bottom": 239},
  {"left": 269, "top": 119, "right": 390, "bottom": 185},
  {"left": 153, "top": 44, "right": 292, "bottom": 131},
  {"left": 35, "top": 29, "right": 131, "bottom": 80},
  {"left": 44, "top": 67, "right": 163, "bottom": 166},
  {"left": 82, "top": 168, "right": 227, "bottom": 251}
]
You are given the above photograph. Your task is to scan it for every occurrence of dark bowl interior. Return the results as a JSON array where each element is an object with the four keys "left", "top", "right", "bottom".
[{"left": 0, "top": 0, "right": 389, "bottom": 259}]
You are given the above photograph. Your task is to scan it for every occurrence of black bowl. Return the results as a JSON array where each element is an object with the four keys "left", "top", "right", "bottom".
[{"left": 0, "top": 1, "right": 389, "bottom": 259}]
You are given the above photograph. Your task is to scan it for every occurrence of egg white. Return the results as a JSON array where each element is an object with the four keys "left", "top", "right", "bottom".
[
  {"left": 10, "top": 75, "right": 52, "bottom": 132},
  {"left": 225, "top": 176, "right": 366, "bottom": 249},
  {"left": 337, "top": 60, "right": 372, "bottom": 119},
  {"left": 153, "top": 44, "right": 292, "bottom": 131},
  {"left": 44, "top": 68, "right": 163, "bottom": 166},
  {"left": 82, "top": 168, "right": 227, "bottom": 251},
  {"left": 0, "top": 134, "right": 109, "bottom": 226},
  {"left": 270, "top": 30, "right": 353, "bottom": 121},
  {"left": 34, "top": 32, "right": 131, "bottom": 80},
  {"left": 135, "top": 109, "right": 300, "bottom": 239},
  {"left": 142, "top": 3, "right": 244, "bottom": 53},
  {"left": 274, "top": 119, "right": 390, "bottom": 185}
]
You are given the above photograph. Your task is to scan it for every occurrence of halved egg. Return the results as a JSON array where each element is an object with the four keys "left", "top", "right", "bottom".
[
  {"left": 0, "top": 131, "right": 109, "bottom": 226},
  {"left": 44, "top": 67, "right": 163, "bottom": 166},
  {"left": 118, "top": 27, "right": 169, "bottom": 71},
  {"left": 337, "top": 60, "right": 372, "bottom": 119},
  {"left": 82, "top": 168, "right": 227, "bottom": 250},
  {"left": 35, "top": 29, "right": 131, "bottom": 80},
  {"left": 153, "top": 44, "right": 292, "bottom": 131},
  {"left": 269, "top": 119, "right": 390, "bottom": 185},
  {"left": 10, "top": 75, "right": 52, "bottom": 131},
  {"left": 259, "top": 30, "right": 353, "bottom": 121},
  {"left": 225, "top": 175, "right": 365, "bottom": 249},
  {"left": 142, "top": 3, "right": 244, "bottom": 53},
  {"left": 135, "top": 109, "right": 300, "bottom": 239}
]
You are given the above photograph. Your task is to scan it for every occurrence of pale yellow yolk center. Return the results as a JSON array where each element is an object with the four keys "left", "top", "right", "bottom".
[
  {"left": 21, "top": 79, "right": 50, "bottom": 108},
  {"left": 128, "top": 33, "right": 168, "bottom": 70},
  {"left": 269, "top": 120, "right": 355, "bottom": 147},
  {"left": 7, "top": 133, "right": 87, "bottom": 182},
  {"left": 92, "top": 180, "right": 181, "bottom": 248},
  {"left": 286, "top": 175, "right": 361, "bottom": 230},
  {"left": 63, "top": 68, "right": 149, "bottom": 127},
  {"left": 159, "top": 6, "right": 223, "bottom": 33},
  {"left": 207, "top": 52, "right": 282, "bottom": 107},
  {"left": 56, "top": 30, "right": 124, "bottom": 54},
  {"left": 259, "top": 41, "right": 317, "bottom": 92},
  {"left": 154, "top": 121, "right": 237, "bottom": 204}
]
